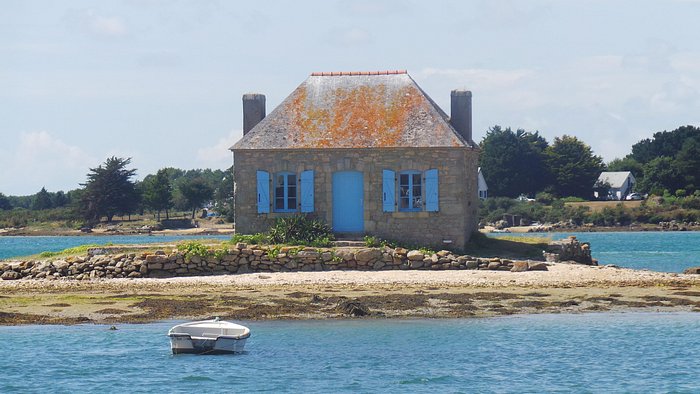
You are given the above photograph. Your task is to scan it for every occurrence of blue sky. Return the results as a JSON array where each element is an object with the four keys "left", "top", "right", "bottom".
[{"left": 2, "top": 0, "right": 699, "bottom": 195}]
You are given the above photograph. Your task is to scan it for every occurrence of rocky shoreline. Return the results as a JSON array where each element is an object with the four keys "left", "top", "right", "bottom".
[
  {"left": 1, "top": 266, "right": 699, "bottom": 326},
  {"left": 1, "top": 237, "right": 698, "bottom": 326}
]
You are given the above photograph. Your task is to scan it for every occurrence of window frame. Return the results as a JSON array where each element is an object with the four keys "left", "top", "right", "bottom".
[
  {"left": 274, "top": 172, "right": 298, "bottom": 213},
  {"left": 398, "top": 170, "right": 423, "bottom": 212}
]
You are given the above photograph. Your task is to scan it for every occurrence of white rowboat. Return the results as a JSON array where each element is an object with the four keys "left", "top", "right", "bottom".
[{"left": 167, "top": 318, "right": 250, "bottom": 355}]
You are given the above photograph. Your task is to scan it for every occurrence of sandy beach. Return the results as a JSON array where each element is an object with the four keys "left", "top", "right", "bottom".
[{"left": 2, "top": 263, "right": 699, "bottom": 325}]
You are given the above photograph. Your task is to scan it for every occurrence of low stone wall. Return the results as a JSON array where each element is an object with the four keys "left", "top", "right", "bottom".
[{"left": 0, "top": 244, "right": 550, "bottom": 281}]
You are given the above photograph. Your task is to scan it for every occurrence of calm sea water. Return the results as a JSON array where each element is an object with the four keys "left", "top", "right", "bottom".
[
  {"left": 0, "top": 235, "right": 232, "bottom": 260},
  {"left": 1, "top": 313, "right": 698, "bottom": 393},
  {"left": 489, "top": 231, "right": 700, "bottom": 272}
]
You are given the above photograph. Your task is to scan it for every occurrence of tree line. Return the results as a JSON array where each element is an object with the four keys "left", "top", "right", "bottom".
[
  {"left": 0, "top": 157, "right": 233, "bottom": 227},
  {"left": 479, "top": 124, "right": 700, "bottom": 199}
]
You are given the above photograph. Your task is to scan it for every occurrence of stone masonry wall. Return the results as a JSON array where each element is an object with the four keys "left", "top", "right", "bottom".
[
  {"left": 233, "top": 147, "right": 479, "bottom": 250},
  {"left": 0, "top": 243, "right": 548, "bottom": 281}
]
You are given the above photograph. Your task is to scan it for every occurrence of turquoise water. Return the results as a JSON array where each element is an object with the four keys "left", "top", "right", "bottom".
[
  {"left": 489, "top": 231, "right": 700, "bottom": 272},
  {"left": 1, "top": 313, "right": 698, "bottom": 393},
  {"left": 0, "top": 235, "right": 232, "bottom": 260}
]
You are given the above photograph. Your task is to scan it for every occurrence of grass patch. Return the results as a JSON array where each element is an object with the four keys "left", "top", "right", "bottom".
[
  {"left": 464, "top": 232, "right": 549, "bottom": 259},
  {"left": 38, "top": 244, "right": 105, "bottom": 258}
]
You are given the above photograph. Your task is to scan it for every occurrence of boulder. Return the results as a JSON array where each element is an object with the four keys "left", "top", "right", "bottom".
[
  {"left": 33, "top": 261, "right": 53, "bottom": 272},
  {"left": 683, "top": 266, "right": 700, "bottom": 275},
  {"left": 407, "top": 250, "right": 424, "bottom": 261},
  {"left": 487, "top": 261, "right": 501, "bottom": 270},
  {"left": 409, "top": 260, "right": 424, "bottom": 269},
  {"left": 354, "top": 248, "right": 382, "bottom": 264},
  {"left": 1, "top": 270, "right": 21, "bottom": 280},
  {"left": 53, "top": 260, "right": 70, "bottom": 271},
  {"left": 511, "top": 261, "right": 529, "bottom": 272},
  {"left": 528, "top": 262, "right": 549, "bottom": 271},
  {"left": 465, "top": 260, "right": 478, "bottom": 270},
  {"left": 334, "top": 249, "right": 355, "bottom": 262},
  {"left": 145, "top": 255, "right": 168, "bottom": 264},
  {"left": 394, "top": 247, "right": 408, "bottom": 256},
  {"left": 337, "top": 300, "right": 370, "bottom": 317}
]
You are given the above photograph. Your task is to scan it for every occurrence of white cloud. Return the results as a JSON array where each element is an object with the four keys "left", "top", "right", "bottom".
[
  {"left": 195, "top": 129, "right": 240, "bottom": 168},
  {"left": 17, "top": 131, "right": 91, "bottom": 169},
  {"left": 415, "top": 54, "right": 700, "bottom": 162},
  {"left": 420, "top": 67, "right": 533, "bottom": 89},
  {"left": 0, "top": 131, "right": 98, "bottom": 195},
  {"left": 64, "top": 9, "right": 127, "bottom": 38},
  {"left": 89, "top": 13, "right": 127, "bottom": 37},
  {"left": 327, "top": 27, "right": 372, "bottom": 46}
]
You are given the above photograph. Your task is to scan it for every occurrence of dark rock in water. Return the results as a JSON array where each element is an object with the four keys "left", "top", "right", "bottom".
[
  {"left": 109, "top": 326, "right": 118, "bottom": 330},
  {"left": 338, "top": 300, "right": 370, "bottom": 317},
  {"left": 683, "top": 266, "right": 700, "bottom": 275}
]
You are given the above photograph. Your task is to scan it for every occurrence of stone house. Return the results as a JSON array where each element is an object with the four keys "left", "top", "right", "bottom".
[
  {"left": 230, "top": 70, "right": 480, "bottom": 249},
  {"left": 594, "top": 171, "right": 636, "bottom": 200},
  {"left": 478, "top": 167, "right": 488, "bottom": 199}
]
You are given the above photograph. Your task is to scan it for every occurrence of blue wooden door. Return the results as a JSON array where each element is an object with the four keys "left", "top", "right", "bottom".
[{"left": 332, "top": 171, "right": 364, "bottom": 232}]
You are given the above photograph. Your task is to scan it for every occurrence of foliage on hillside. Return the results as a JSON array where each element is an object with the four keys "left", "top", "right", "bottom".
[
  {"left": 479, "top": 126, "right": 603, "bottom": 199},
  {"left": 0, "top": 158, "right": 234, "bottom": 227},
  {"left": 608, "top": 125, "right": 700, "bottom": 196},
  {"left": 479, "top": 195, "right": 700, "bottom": 227}
]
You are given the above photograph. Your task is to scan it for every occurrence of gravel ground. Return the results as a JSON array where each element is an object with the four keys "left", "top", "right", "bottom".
[{"left": 2, "top": 264, "right": 699, "bottom": 325}]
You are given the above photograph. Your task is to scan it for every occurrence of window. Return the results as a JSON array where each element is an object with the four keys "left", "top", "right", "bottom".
[
  {"left": 256, "top": 170, "right": 314, "bottom": 214},
  {"left": 274, "top": 173, "right": 297, "bottom": 212},
  {"left": 399, "top": 171, "right": 422, "bottom": 211},
  {"left": 384, "top": 169, "right": 438, "bottom": 213}
]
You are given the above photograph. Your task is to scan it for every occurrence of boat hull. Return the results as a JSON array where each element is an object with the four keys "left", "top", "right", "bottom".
[
  {"left": 169, "top": 334, "right": 248, "bottom": 355},
  {"left": 168, "top": 319, "right": 250, "bottom": 355}
]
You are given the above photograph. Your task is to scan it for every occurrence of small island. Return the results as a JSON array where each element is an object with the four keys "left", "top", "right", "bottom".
[{"left": 1, "top": 232, "right": 699, "bottom": 325}]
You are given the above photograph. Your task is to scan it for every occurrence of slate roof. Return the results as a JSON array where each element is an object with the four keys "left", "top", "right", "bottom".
[
  {"left": 596, "top": 171, "right": 635, "bottom": 188},
  {"left": 231, "top": 71, "right": 473, "bottom": 150}
]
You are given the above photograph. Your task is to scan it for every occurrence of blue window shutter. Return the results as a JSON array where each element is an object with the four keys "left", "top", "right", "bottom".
[
  {"left": 382, "top": 169, "right": 395, "bottom": 212},
  {"left": 256, "top": 170, "right": 270, "bottom": 214},
  {"left": 425, "top": 169, "right": 439, "bottom": 212},
  {"left": 300, "top": 170, "right": 314, "bottom": 213}
]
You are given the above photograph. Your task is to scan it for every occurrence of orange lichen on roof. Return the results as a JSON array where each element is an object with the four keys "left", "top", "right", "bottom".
[
  {"left": 231, "top": 72, "right": 471, "bottom": 150},
  {"left": 284, "top": 83, "right": 427, "bottom": 148}
]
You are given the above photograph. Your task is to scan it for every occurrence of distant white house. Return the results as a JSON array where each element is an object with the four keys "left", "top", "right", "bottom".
[
  {"left": 594, "top": 171, "right": 636, "bottom": 200},
  {"left": 478, "top": 167, "right": 488, "bottom": 199}
]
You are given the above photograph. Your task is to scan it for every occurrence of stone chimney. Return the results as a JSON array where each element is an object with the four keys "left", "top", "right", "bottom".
[
  {"left": 450, "top": 90, "right": 472, "bottom": 143},
  {"left": 243, "top": 93, "right": 266, "bottom": 135}
]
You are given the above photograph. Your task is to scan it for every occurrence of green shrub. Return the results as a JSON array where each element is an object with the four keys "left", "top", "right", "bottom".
[
  {"left": 177, "top": 241, "right": 211, "bottom": 259},
  {"left": 231, "top": 233, "right": 268, "bottom": 245},
  {"left": 267, "top": 215, "right": 334, "bottom": 246},
  {"left": 680, "top": 196, "right": 700, "bottom": 210},
  {"left": 535, "top": 192, "right": 555, "bottom": 205},
  {"left": 364, "top": 235, "right": 381, "bottom": 247}
]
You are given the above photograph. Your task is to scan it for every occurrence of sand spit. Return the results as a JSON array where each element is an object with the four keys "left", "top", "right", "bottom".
[{"left": 1, "top": 264, "right": 699, "bottom": 325}]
